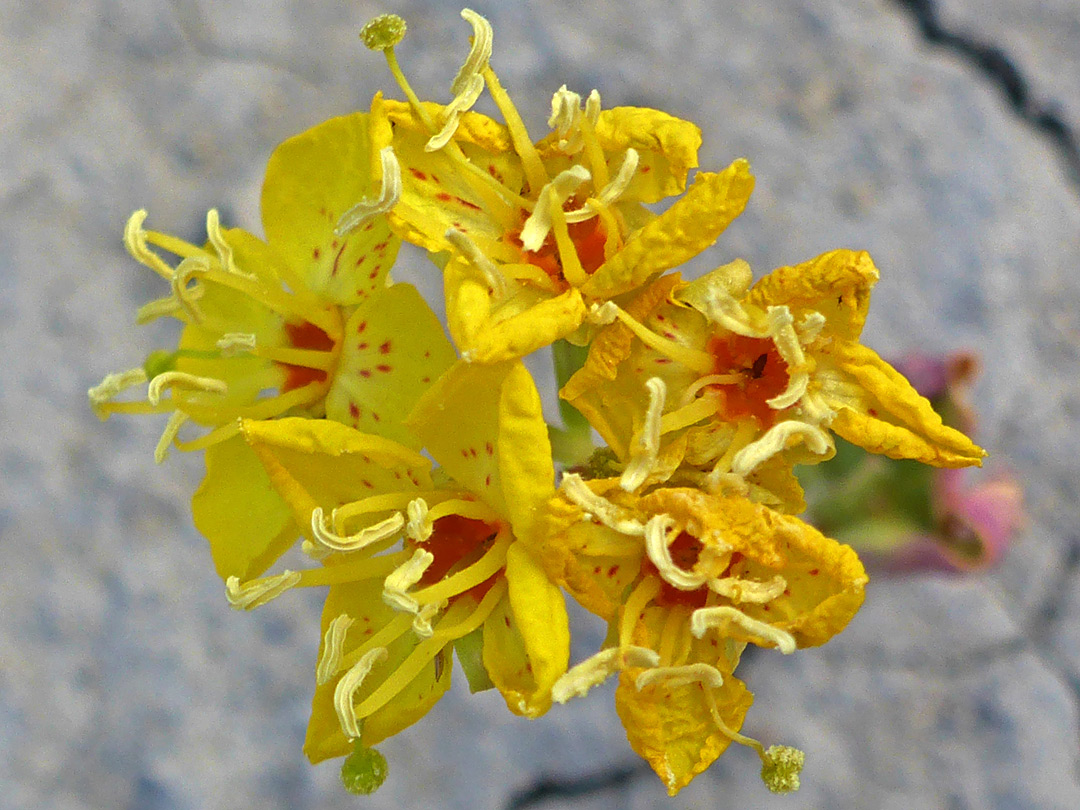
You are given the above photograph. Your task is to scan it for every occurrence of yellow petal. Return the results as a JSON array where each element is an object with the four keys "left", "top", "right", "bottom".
[
  {"left": 304, "top": 580, "right": 451, "bottom": 762},
  {"left": 744, "top": 249, "right": 880, "bottom": 341},
  {"left": 262, "top": 112, "right": 401, "bottom": 305},
  {"left": 483, "top": 544, "right": 569, "bottom": 717},
  {"left": 376, "top": 98, "right": 523, "bottom": 254},
  {"left": 617, "top": 653, "right": 752, "bottom": 795},
  {"left": 537, "top": 106, "right": 702, "bottom": 204},
  {"left": 445, "top": 256, "right": 587, "bottom": 363},
  {"left": 581, "top": 160, "right": 754, "bottom": 300},
  {"left": 240, "top": 417, "right": 432, "bottom": 533},
  {"left": 818, "top": 342, "right": 986, "bottom": 467},
  {"left": 326, "top": 283, "right": 457, "bottom": 449},
  {"left": 191, "top": 433, "right": 296, "bottom": 581},
  {"left": 407, "top": 361, "right": 555, "bottom": 533}
]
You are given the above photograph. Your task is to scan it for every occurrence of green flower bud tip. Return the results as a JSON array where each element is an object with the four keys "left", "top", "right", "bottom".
[
  {"left": 142, "top": 349, "right": 176, "bottom": 381},
  {"left": 360, "top": 14, "right": 407, "bottom": 50},
  {"left": 340, "top": 741, "right": 389, "bottom": 795},
  {"left": 760, "top": 745, "right": 804, "bottom": 794}
]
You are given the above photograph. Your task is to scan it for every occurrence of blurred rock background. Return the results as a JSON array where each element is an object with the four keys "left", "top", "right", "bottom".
[{"left": 3, "top": 1, "right": 1080, "bottom": 808}]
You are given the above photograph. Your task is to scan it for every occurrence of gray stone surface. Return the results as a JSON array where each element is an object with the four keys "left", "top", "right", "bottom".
[{"left": 4, "top": 1, "right": 1080, "bottom": 808}]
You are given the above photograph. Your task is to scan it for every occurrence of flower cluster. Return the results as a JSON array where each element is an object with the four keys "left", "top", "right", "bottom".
[{"left": 90, "top": 9, "right": 985, "bottom": 797}]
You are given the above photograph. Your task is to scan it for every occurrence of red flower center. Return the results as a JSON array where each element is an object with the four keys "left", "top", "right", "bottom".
[
  {"left": 514, "top": 215, "right": 607, "bottom": 289},
  {"left": 418, "top": 513, "right": 503, "bottom": 599},
  {"left": 706, "top": 333, "right": 790, "bottom": 427},
  {"left": 280, "top": 321, "right": 336, "bottom": 393}
]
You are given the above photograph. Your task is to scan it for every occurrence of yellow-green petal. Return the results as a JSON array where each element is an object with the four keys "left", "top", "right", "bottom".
[
  {"left": 326, "top": 283, "right": 456, "bottom": 448},
  {"left": 262, "top": 112, "right": 401, "bottom": 305},
  {"left": 191, "top": 433, "right": 296, "bottom": 581},
  {"left": 581, "top": 160, "right": 754, "bottom": 300},
  {"left": 818, "top": 341, "right": 986, "bottom": 468}
]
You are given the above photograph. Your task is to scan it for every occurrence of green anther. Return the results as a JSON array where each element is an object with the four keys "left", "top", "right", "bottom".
[
  {"left": 360, "top": 14, "right": 407, "bottom": 50},
  {"left": 760, "top": 745, "right": 805, "bottom": 794},
  {"left": 340, "top": 739, "right": 389, "bottom": 795},
  {"left": 142, "top": 349, "right": 176, "bottom": 381}
]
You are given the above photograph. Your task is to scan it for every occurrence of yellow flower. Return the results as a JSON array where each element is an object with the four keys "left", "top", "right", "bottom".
[
  {"left": 362, "top": 9, "right": 753, "bottom": 362},
  {"left": 88, "top": 111, "right": 457, "bottom": 581},
  {"left": 229, "top": 359, "right": 568, "bottom": 772},
  {"left": 562, "top": 250, "right": 986, "bottom": 508},
  {"left": 542, "top": 477, "right": 867, "bottom": 795}
]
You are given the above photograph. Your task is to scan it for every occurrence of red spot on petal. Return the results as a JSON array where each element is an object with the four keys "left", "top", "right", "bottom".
[
  {"left": 456, "top": 196, "right": 481, "bottom": 211},
  {"left": 349, "top": 403, "right": 360, "bottom": 420},
  {"left": 485, "top": 442, "right": 494, "bottom": 456},
  {"left": 372, "top": 412, "right": 381, "bottom": 422},
  {"left": 410, "top": 168, "right": 428, "bottom": 181},
  {"left": 312, "top": 247, "right": 321, "bottom": 259},
  {"left": 362, "top": 479, "right": 375, "bottom": 489},
  {"left": 379, "top": 340, "right": 392, "bottom": 354},
  {"left": 359, "top": 369, "right": 372, "bottom": 378},
  {"left": 358, "top": 342, "right": 368, "bottom": 350},
  {"left": 357, "top": 321, "right": 367, "bottom": 333},
  {"left": 485, "top": 474, "right": 492, "bottom": 487},
  {"left": 809, "top": 568, "right": 819, "bottom": 576},
  {"left": 436, "top": 192, "right": 453, "bottom": 202},
  {"left": 376, "top": 364, "right": 392, "bottom": 373}
]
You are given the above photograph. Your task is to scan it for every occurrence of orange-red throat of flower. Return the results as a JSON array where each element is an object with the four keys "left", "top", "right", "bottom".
[
  {"left": 418, "top": 514, "right": 504, "bottom": 599},
  {"left": 707, "top": 333, "right": 790, "bottom": 427}
]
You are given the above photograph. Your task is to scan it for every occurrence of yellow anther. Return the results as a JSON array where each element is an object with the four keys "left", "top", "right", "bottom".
[
  {"left": 634, "top": 662, "right": 725, "bottom": 692},
  {"left": 558, "top": 473, "right": 645, "bottom": 536},
  {"left": 317, "top": 613, "right": 356, "bottom": 686},
  {"left": 411, "top": 599, "right": 447, "bottom": 638},
  {"left": 336, "top": 147, "right": 402, "bottom": 236},
  {"left": 587, "top": 301, "right": 619, "bottom": 325},
  {"left": 88, "top": 367, "right": 149, "bottom": 417},
  {"left": 760, "top": 745, "right": 805, "bottom": 794},
  {"left": 620, "top": 377, "right": 666, "bottom": 492},
  {"left": 225, "top": 569, "right": 302, "bottom": 611},
  {"left": 311, "top": 508, "right": 405, "bottom": 554},
  {"left": 690, "top": 605, "right": 797, "bottom": 654},
  {"left": 382, "top": 548, "right": 434, "bottom": 614},
  {"left": 730, "top": 420, "right": 833, "bottom": 477},
  {"left": 644, "top": 514, "right": 709, "bottom": 590},
  {"left": 584, "top": 89, "right": 601, "bottom": 123},
  {"left": 445, "top": 228, "right": 508, "bottom": 298},
  {"left": 169, "top": 255, "right": 211, "bottom": 322},
  {"left": 334, "top": 647, "right": 389, "bottom": 739},
  {"left": 154, "top": 410, "right": 188, "bottom": 464},
  {"left": 216, "top": 332, "right": 257, "bottom": 355},
  {"left": 406, "top": 498, "right": 432, "bottom": 542},
  {"left": 566, "top": 148, "right": 639, "bottom": 222},
  {"left": 551, "top": 645, "right": 661, "bottom": 703},
  {"left": 146, "top": 370, "right": 227, "bottom": 406},
  {"left": 519, "top": 165, "right": 591, "bottom": 251},
  {"left": 360, "top": 14, "right": 406, "bottom": 50},
  {"left": 205, "top": 209, "right": 248, "bottom": 277},
  {"left": 123, "top": 209, "right": 174, "bottom": 279},
  {"left": 708, "top": 574, "right": 787, "bottom": 604}
]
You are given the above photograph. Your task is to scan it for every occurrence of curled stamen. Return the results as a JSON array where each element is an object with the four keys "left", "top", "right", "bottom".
[
  {"left": 445, "top": 228, "right": 508, "bottom": 299},
  {"left": 621, "top": 377, "right": 666, "bottom": 492},
  {"left": 334, "top": 647, "right": 389, "bottom": 739},
  {"left": 566, "top": 148, "right": 639, "bottom": 222},
  {"left": 317, "top": 613, "right": 356, "bottom": 686},
  {"left": 548, "top": 85, "right": 582, "bottom": 138},
  {"left": 796, "top": 311, "right": 826, "bottom": 343},
  {"left": 730, "top": 420, "right": 832, "bottom": 477},
  {"left": 147, "top": 370, "right": 227, "bottom": 406},
  {"left": 225, "top": 569, "right": 302, "bottom": 611},
  {"left": 708, "top": 574, "right": 787, "bottom": 604},
  {"left": 764, "top": 306, "right": 810, "bottom": 410},
  {"left": 588, "top": 301, "right": 618, "bottom": 325},
  {"left": 644, "top": 515, "right": 709, "bottom": 590},
  {"left": 425, "top": 10, "right": 493, "bottom": 151},
  {"left": 559, "top": 473, "right": 645, "bottom": 536},
  {"left": 551, "top": 645, "right": 661, "bottom": 703},
  {"left": 170, "top": 255, "right": 211, "bottom": 322},
  {"left": 690, "top": 605, "right": 797, "bottom": 654},
  {"left": 382, "top": 548, "right": 435, "bottom": 614},
  {"left": 216, "top": 332, "right": 257, "bottom": 355},
  {"left": 411, "top": 599, "right": 447, "bottom": 638},
  {"left": 206, "top": 209, "right": 247, "bottom": 277},
  {"left": 634, "top": 662, "right": 725, "bottom": 692},
  {"left": 406, "top": 498, "right": 432, "bottom": 542},
  {"left": 311, "top": 508, "right": 405, "bottom": 554},
  {"left": 154, "top": 410, "right": 188, "bottom": 464},
  {"left": 336, "top": 147, "right": 403, "bottom": 236},
  {"left": 123, "top": 210, "right": 174, "bottom": 279},
  {"left": 519, "top": 165, "right": 591, "bottom": 251},
  {"left": 88, "top": 367, "right": 149, "bottom": 417}
]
